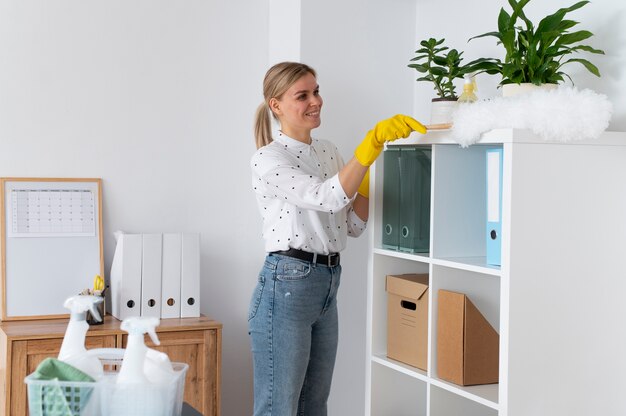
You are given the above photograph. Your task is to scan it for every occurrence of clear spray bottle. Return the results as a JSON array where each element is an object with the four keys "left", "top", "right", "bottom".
[{"left": 58, "top": 295, "right": 105, "bottom": 379}]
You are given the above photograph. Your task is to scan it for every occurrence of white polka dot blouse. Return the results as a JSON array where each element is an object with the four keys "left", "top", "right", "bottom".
[{"left": 250, "top": 132, "right": 367, "bottom": 254}]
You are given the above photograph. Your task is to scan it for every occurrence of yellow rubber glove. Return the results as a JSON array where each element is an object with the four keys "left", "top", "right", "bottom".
[
  {"left": 354, "top": 114, "right": 426, "bottom": 166},
  {"left": 357, "top": 169, "right": 370, "bottom": 198}
]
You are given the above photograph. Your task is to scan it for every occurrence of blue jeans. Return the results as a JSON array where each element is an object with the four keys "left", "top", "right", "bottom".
[{"left": 248, "top": 253, "right": 342, "bottom": 416}]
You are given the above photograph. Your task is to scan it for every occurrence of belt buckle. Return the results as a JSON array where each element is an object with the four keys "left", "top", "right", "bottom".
[{"left": 327, "top": 253, "right": 338, "bottom": 267}]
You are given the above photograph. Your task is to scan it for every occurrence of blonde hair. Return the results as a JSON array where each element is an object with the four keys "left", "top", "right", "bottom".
[{"left": 254, "top": 62, "right": 317, "bottom": 149}]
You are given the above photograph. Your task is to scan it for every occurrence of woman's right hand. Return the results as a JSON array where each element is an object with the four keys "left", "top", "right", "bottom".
[{"left": 354, "top": 114, "right": 426, "bottom": 166}]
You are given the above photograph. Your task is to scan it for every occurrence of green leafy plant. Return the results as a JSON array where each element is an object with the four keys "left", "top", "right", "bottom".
[
  {"left": 469, "top": 0, "right": 605, "bottom": 85},
  {"left": 408, "top": 38, "right": 495, "bottom": 99}
]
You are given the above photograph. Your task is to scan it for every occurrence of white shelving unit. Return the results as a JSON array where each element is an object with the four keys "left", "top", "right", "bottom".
[{"left": 365, "top": 129, "right": 626, "bottom": 416}]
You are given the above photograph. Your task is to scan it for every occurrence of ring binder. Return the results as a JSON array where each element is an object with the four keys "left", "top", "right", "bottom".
[
  {"left": 486, "top": 147, "right": 503, "bottom": 266},
  {"left": 382, "top": 146, "right": 431, "bottom": 254}
]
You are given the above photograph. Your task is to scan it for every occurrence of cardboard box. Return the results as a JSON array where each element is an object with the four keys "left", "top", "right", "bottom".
[
  {"left": 436, "top": 289, "right": 499, "bottom": 386},
  {"left": 386, "top": 273, "right": 429, "bottom": 370}
]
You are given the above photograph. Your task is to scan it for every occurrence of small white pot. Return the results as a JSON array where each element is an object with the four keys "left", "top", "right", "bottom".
[
  {"left": 430, "top": 98, "right": 458, "bottom": 125},
  {"left": 502, "top": 83, "right": 558, "bottom": 97}
]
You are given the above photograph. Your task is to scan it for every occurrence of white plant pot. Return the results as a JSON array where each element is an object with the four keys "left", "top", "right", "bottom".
[
  {"left": 502, "top": 83, "right": 558, "bottom": 97},
  {"left": 430, "top": 98, "right": 458, "bottom": 125}
]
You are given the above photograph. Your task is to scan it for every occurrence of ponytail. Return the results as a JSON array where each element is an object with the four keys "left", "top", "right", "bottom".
[{"left": 254, "top": 102, "right": 273, "bottom": 149}]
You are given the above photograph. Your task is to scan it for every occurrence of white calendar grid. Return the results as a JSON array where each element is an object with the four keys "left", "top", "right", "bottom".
[{"left": 9, "top": 189, "right": 96, "bottom": 237}]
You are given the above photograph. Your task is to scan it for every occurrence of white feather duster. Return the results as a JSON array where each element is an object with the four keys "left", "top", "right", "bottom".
[{"left": 450, "top": 86, "right": 613, "bottom": 147}]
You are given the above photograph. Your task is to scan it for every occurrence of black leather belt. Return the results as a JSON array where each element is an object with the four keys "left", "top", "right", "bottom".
[{"left": 272, "top": 248, "right": 340, "bottom": 267}]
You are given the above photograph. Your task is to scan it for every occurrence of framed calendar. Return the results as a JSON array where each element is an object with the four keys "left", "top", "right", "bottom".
[{"left": 0, "top": 178, "right": 104, "bottom": 320}]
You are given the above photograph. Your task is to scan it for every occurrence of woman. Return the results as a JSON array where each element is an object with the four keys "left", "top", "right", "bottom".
[{"left": 249, "top": 61, "right": 425, "bottom": 416}]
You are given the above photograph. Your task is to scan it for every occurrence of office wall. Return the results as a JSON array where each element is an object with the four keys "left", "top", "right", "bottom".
[
  {"left": 412, "top": 0, "right": 626, "bottom": 129},
  {"left": 1, "top": 1, "right": 624, "bottom": 415},
  {"left": 0, "top": 1, "right": 268, "bottom": 415},
  {"left": 300, "top": 0, "right": 416, "bottom": 414}
]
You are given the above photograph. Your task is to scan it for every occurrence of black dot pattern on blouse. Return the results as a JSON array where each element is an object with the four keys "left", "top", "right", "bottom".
[{"left": 250, "top": 134, "right": 368, "bottom": 253}]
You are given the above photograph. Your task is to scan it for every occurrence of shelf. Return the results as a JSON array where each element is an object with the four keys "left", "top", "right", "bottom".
[
  {"left": 393, "top": 127, "right": 625, "bottom": 146},
  {"left": 389, "top": 129, "right": 509, "bottom": 146},
  {"left": 370, "top": 138, "right": 503, "bottom": 415},
  {"left": 431, "top": 256, "right": 500, "bottom": 276},
  {"left": 373, "top": 248, "right": 501, "bottom": 276},
  {"left": 429, "top": 377, "right": 499, "bottom": 410},
  {"left": 371, "top": 354, "right": 499, "bottom": 410},
  {"left": 430, "top": 384, "right": 498, "bottom": 416},
  {"left": 371, "top": 353, "right": 428, "bottom": 383},
  {"left": 369, "top": 128, "right": 626, "bottom": 415},
  {"left": 373, "top": 247, "right": 430, "bottom": 262}
]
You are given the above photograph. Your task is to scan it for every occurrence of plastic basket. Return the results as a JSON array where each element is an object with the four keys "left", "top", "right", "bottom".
[
  {"left": 25, "top": 348, "right": 188, "bottom": 416},
  {"left": 25, "top": 377, "right": 98, "bottom": 416}
]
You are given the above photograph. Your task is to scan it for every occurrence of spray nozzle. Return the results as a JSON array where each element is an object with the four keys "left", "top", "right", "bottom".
[
  {"left": 64, "top": 295, "right": 104, "bottom": 322},
  {"left": 121, "top": 317, "right": 161, "bottom": 346}
]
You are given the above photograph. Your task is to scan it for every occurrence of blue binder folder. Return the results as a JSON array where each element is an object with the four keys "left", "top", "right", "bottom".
[{"left": 486, "top": 147, "right": 503, "bottom": 266}]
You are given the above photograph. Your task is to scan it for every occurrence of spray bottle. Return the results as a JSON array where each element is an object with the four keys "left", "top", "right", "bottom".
[
  {"left": 458, "top": 74, "right": 478, "bottom": 103},
  {"left": 116, "top": 317, "right": 174, "bottom": 384},
  {"left": 58, "top": 295, "right": 105, "bottom": 379},
  {"left": 110, "top": 317, "right": 175, "bottom": 416}
]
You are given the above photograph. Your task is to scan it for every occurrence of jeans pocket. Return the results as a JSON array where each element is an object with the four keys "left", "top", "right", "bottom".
[
  {"left": 277, "top": 259, "right": 311, "bottom": 281},
  {"left": 248, "top": 274, "right": 265, "bottom": 321}
]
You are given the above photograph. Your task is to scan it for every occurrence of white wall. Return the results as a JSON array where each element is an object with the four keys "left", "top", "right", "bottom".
[
  {"left": 412, "top": 0, "right": 626, "bottom": 130},
  {"left": 0, "top": 1, "right": 268, "bottom": 415},
  {"left": 269, "top": 0, "right": 301, "bottom": 63},
  {"left": 1, "top": 1, "right": 624, "bottom": 415},
  {"left": 300, "top": 0, "right": 417, "bottom": 414}
]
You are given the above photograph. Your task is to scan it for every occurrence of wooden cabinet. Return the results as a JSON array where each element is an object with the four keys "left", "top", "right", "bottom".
[
  {"left": 0, "top": 315, "right": 221, "bottom": 416},
  {"left": 366, "top": 129, "right": 626, "bottom": 415}
]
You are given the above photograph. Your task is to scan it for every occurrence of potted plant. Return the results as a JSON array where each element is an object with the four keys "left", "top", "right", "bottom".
[
  {"left": 408, "top": 38, "right": 495, "bottom": 124},
  {"left": 469, "top": 0, "right": 605, "bottom": 96}
]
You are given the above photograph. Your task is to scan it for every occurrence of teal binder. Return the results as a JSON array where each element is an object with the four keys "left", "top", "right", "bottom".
[
  {"left": 382, "top": 146, "right": 431, "bottom": 253},
  {"left": 382, "top": 148, "right": 401, "bottom": 250},
  {"left": 399, "top": 147, "right": 431, "bottom": 253}
]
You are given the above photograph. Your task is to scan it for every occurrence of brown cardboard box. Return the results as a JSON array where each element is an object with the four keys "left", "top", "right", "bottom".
[
  {"left": 386, "top": 273, "right": 429, "bottom": 370},
  {"left": 436, "top": 289, "right": 499, "bottom": 386}
]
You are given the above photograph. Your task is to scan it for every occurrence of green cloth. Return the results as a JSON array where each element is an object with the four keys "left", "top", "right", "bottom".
[
  {"left": 32, "top": 358, "right": 95, "bottom": 382},
  {"left": 28, "top": 358, "right": 95, "bottom": 416}
]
